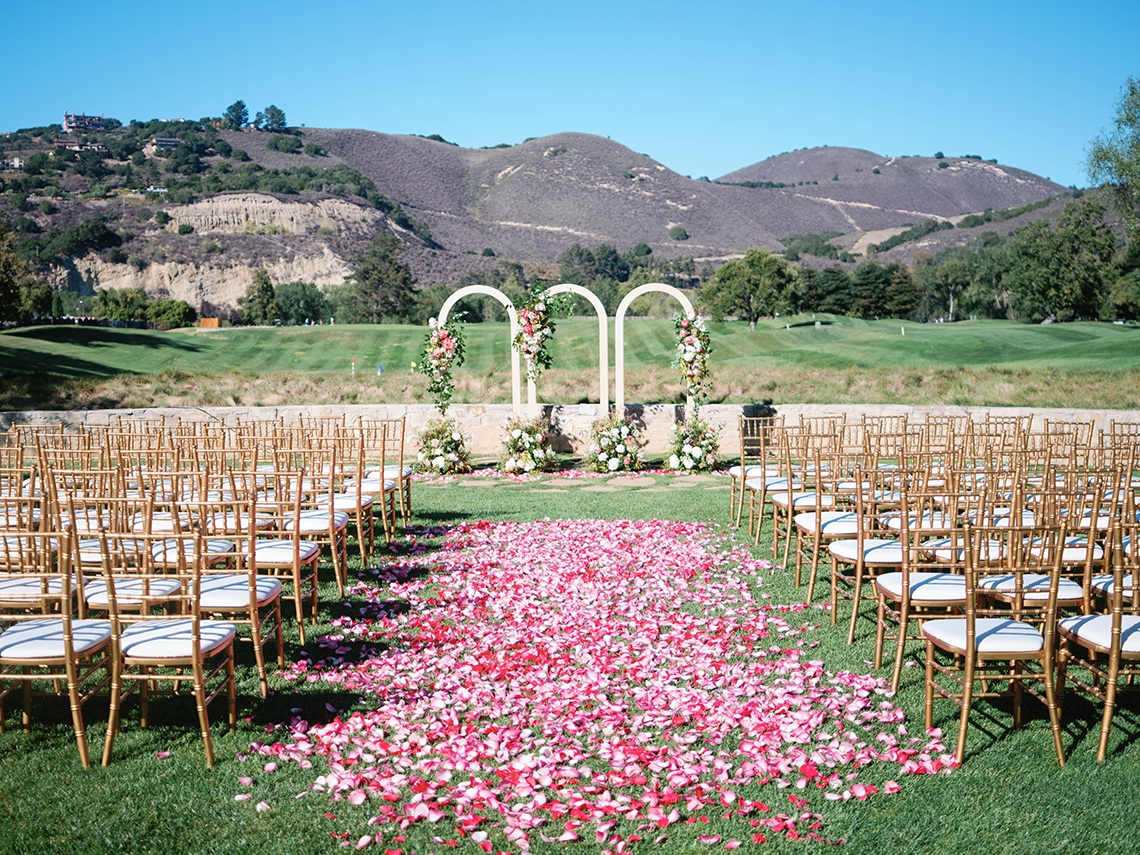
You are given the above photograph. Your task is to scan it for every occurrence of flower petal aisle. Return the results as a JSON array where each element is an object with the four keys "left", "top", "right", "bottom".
[{"left": 261, "top": 520, "right": 954, "bottom": 851}]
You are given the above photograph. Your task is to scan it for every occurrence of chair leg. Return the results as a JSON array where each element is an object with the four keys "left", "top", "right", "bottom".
[
  {"left": 1097, "top": 655, "right": 1122, "bottom": 762},
  {"left": 954, "top": 656, "right": 976, "bottom": 764},
  {"left": 102, "top": 658, "right": 124, "bottom": 767}
]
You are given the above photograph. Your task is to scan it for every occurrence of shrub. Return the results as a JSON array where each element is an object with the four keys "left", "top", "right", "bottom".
[
  {"left": 582, "top": 413, "right": 646, "bottom": 473},
  {"left": 668, "top": 225, "right": 689, "bottom": 241},
  {"left": 303, "top": 143, "right": 325, "bottom": 157},
  {"left": 107, "top": 247, "right": 124, "bottom": 264},
  {"left": 178, "top": 224, "right": 195, "bottom": 235},
  {"left": 267, "top": 135, "right": 301, "bottom": 153},
  {"left": 500, "top": 416, "right": 557, "bottom": 474},
  {"left": 938, "top": 162, "right": 949, "bottom": 169},
  {"left": 481, "top": 248, "right": 496, "bottom": 257},
  {"left": 154, "top": 211, "right": 171, "bottom": 225},
  {"left": 203, "top": 239, "right": 222, "bottom": 253}
]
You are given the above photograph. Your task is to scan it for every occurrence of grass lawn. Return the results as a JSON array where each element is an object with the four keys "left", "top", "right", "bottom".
[
  {"left": 3, "top": 316, "right": 1140, "bottom": 411},
  {"left": 2, "top": 469, "right": 1137, "bottom": 855}
]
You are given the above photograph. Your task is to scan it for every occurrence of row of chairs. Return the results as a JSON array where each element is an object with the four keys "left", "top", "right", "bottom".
[
  {"left": 0, "top": 416, "right": 413, "bottom": 768},
  {"left": 732, "top": 412, "right": 1140, "bottom": 763}
]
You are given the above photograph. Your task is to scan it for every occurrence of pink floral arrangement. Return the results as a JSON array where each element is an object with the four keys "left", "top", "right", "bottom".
[
  {"left": 512, "top": 289, "right": 573, "bottom": 382},
  {"left": 672, "top": 311, "right": 711, "bottom": 401}
]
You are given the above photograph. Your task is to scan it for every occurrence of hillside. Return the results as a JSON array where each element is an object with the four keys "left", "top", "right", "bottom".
[{"left": 1, "top": 122, "right": 1070, "bottom": 312}]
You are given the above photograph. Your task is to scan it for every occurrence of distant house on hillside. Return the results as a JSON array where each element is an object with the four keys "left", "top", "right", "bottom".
[
  {"left": 53, "top": 138, "right": 108, "bottom": 152},
  {"left": 63, "top": 112, "right": 105, "bottom": 133},
  {"left": 1, "top": 157, "right": 24, "bottom": 170},
  {"left": 151, "top": 138, "right": 183, "bottom": 150}
]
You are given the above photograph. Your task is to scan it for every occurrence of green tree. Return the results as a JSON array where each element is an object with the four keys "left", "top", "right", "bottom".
[
  {"left": 145, "top": 298, "right": 197, "bottom": 330},
  {"left": 223, "top": 100, "right": 249, "bottom": 130},
  {"left": 347, "top": 235, "right": 417, "bottom": 323},
  {"left": 1086, "top": 75, "right": 1140, "bottom": 242},
  {"left": 91, "top": 287, "right": 149, "bottom": 321},
  {"left": 238, "top": 268, "right": 281, "bottom": 325},
  {"left": 0, "top": 221, "right": 36, "bottom": 323},
  {"left": 1004, "top": 198, "right": 1115, "bottom": 320},
  {"left": 701, "top": 247, "right": 795, "bottom": 330},
  {"left": 275, "top": 281, "right": 328, "bottom": 325},
  {"left": 256, "top": 105, "right": 287, "bottom": 132}
]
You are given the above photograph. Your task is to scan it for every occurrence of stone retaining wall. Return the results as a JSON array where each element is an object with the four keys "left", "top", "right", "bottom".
[{"left": 3, "top": 403, "right": 1137, "bottom": 458}]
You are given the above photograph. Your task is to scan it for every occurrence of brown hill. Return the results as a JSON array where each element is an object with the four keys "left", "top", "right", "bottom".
[{"left": 285, "top": 133, "right": 1066, "bottom": 259}]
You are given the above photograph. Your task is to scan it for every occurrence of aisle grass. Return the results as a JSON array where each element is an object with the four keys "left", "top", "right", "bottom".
[{"left": 0, "top": 474, "right": 1138, "bottom": 855}]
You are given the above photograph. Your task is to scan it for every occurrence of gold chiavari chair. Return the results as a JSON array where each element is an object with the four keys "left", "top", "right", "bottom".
[
  {"left": 923, "top": 521, "right": 1069, "bottom": 765},
  {"left": 730, "top": 414, "right": 784, "bottom": 526},
  {"left": 226, "top": 468, "right": 320, "bottom": 645},
  {"left": 95, "top": 528, "right": 236, "bottom": 767},
  {"left": 0, "top": 530, "right": 112, "bottom": 768}
]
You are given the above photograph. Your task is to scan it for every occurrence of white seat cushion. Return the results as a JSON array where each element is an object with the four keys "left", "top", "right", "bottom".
[
  {"left": 319, "top": 493, "right": 374, "bottom": 512},
  {"left": 0, "top": 618, "right": 112, "bottom": 659},
  {"left": 923, "top": 617, "right": 1045, "bottom": 654},
  {"left": 920, "top": 537, "right": 1005, "bottom": 564},
  {"left": 85, "top": 576, "right": 183, "bottom": 606},
  {"left": 880, "top": 511, "right": 956, "bottom": 532},
  {"left": 744, "top": 476, "right": 801, "bottom": 492},
  {"left": 76, "top": 538, "right": 149, "bottom": 564},
  {"left": 1029, "top": 536, "right": 1104, "bottom": 563},
  {"left": 151, "top": 538, "right": 235, "bottom": 562},
  {"left": 349, "top": 478, "right": 398, "bottom": 494},
  {"left": 875, "top": 571, "right": 967, "bottom": 602},
  {"left": 119, "top": 619, "right": 236, "bottom": 659},
  {"left": 283, "top": 509, "right": 349, "bottom": 533},
  {"left": 0, "top": 575, "right": 66, "bottom": 599},
  {"left": 254, "top": 539, "right": 320, "bottom": 564},
  {"left": 203, "top": 512, "right": 275, "bottom": 532},
  {"left": 829, "top": 538, "right": 903, "bottom": 564},
  {"left": 367, "top": 466, "right": 413, "bottom": 479},
  {"left": 1090, "top": 573, "right": 1137, "bottom": 598},
  {"left": 794, "top": 510, "right": 859, "bottom": 536},
  {"left": 131, "top": 511, "right": 189, "bottom": 533},
  {"left": 729, "top": 464, "right": 780, "bottom": 478},
  {"left": 977, "top": 573, "right": 1085, "bottom": 602},
  {"left": 196, "top": 574, "right": 282, "bottom": 608},
  {"left": 771, "top": 491, "right": 835, "bottom": 510},
  {"left": 1059, "top": 614, "right": 1140, "bottom": 653}
]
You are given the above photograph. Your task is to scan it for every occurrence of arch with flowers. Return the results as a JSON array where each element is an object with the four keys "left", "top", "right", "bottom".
[
  {"left": 614, "top": 283, "right": 698, "bottom": 415},
  {"left": 438, "top": 285, "right": 523, "bottom": 415}
]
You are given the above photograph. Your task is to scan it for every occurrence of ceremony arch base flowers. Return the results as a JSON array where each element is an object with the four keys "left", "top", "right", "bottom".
[
  {"left": 500, "top": 415, "right": 558, "bottom": 474},
  {"left": 668, "top": 413, "right": 721, "bottom": 472},
  {"left": 583, "top": 412, "right": 647, "bottom": 473},
  {"left": 414, "top": 416, "right": 473, "bottom": 475}
]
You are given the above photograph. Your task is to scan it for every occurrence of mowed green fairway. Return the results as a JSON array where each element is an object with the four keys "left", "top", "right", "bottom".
[{"left": 3, "top": 315, "right": 1140, "bottom": 378}]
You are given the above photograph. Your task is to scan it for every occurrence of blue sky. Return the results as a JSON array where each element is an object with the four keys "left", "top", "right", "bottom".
[{"left": 2, "top": 0, "right": 1135, "bottom": 188}]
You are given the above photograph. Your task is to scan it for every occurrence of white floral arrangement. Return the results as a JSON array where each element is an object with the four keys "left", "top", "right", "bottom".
[
  {"left": 414, "top": 416, "right": 472, "bottom": 475},
  {"left": 583, "top": 413, "right": 646, "bottom": 473},
  {"left": 668, "top": 415, "right": 721, "bottom": 472},
  {"left": 500, "top": 416, "right": 558, "bottom": 474}
]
